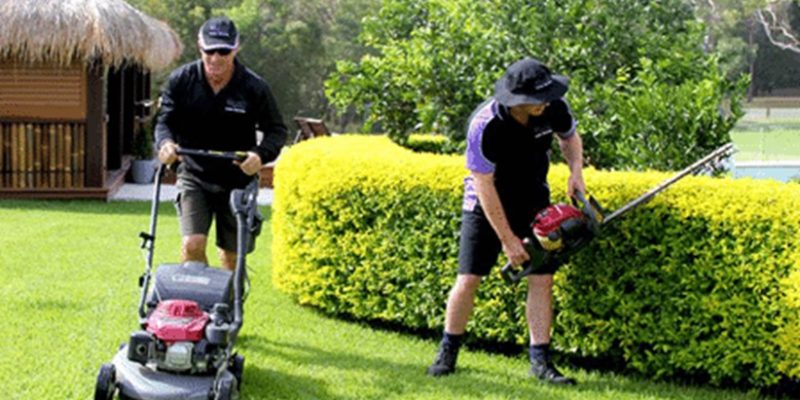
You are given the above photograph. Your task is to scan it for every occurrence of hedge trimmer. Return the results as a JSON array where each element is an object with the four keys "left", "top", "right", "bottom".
[{"left": 500, "top": 143, "right": 735, "bottom": 283}]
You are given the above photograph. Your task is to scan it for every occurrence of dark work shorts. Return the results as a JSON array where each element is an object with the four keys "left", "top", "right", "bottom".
[
  {"left": 457, "top": 205, "right": 558, "bottom": 276},
  {"left": 175, "top": 177, "right": 238, "bottom": 253}
]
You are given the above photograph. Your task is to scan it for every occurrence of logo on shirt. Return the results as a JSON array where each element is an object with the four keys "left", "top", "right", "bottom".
[
  {"left": 533, "top": 128, "right": 553, "bottom": 139},
  {"left": 224, "top": 102, "right": 247, "bottom": 114}
]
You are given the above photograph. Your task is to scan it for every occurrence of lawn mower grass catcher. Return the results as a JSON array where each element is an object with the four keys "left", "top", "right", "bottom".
[
  {"left": 501, "top": 143, "right": 735, "bottom": 283},
  {"left": 94, "top": 148, "right": 263, "bottom": 400}
]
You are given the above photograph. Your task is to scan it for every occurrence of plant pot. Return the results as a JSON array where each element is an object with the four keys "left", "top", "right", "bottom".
[{"left": 130, "top": 159, "right": 156, "bottom": 184}]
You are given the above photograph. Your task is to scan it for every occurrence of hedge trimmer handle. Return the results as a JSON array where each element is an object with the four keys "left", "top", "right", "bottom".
[
  {"left": 176, "top": 148, "right": 248, "bottom": 162},
  {"left": 571, "top": 190, "right": 604, "bottom": 234},
  {"left": 500, "top": 238, "right": 543, "bottom": 284}
]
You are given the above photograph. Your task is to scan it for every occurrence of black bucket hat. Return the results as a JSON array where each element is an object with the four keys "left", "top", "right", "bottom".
[
  {"left": 198, "top": 16, "right": 239, "bottom": 50},
  {"left": 494, "top": 58, "right": 569, "bottom": 106}
]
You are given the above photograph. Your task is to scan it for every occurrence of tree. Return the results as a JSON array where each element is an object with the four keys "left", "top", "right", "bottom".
[
  {"left": 691, "top": 0, "right": 800, "bottom": 98},
  {"left": 756, "top": 0, "right": 800, "bottom": 53},
  {"left": 326, "top": 0, "right": 747, "bottom": 171}
]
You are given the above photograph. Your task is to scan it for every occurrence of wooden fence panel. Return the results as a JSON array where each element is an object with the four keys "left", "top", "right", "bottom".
[{"left": 0, "top": 121, "right": 86, "bottom": 189}]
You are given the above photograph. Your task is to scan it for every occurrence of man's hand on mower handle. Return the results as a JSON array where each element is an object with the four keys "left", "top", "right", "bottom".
[
  {"left": 234, "top": 151, "right": 262, "bottom": 176},
  {"left": 502, "top": 235, "right": 530, "bottom": 267},
  {"left": 158, "top": 140, "right": 180, "bottom": 165}
]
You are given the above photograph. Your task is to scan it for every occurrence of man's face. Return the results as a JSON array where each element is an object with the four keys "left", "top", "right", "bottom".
[
  {"left": 510, "top": 102, "right": 549, "bottom": 121},
  {"left": 200, "top": 46, "right": 238, "bottom": 80},
  {"left": 523, "top": 102, "right": 548, "bottom": 117}
]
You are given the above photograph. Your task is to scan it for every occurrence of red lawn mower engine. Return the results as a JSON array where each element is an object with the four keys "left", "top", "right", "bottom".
[
  {"left": 501, "top": 191, "right": 604, "bottom": 283},
  {"left": 127, "top": 298, "right": 232, "bottom": 374}
]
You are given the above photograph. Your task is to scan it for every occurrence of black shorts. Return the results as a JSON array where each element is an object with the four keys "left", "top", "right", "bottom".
[
  {"left": 457, "top": 205, "right": 558, "bottom": 276},
  {"left": 175, "top": 177, "right": 239, "bottom": 252}
]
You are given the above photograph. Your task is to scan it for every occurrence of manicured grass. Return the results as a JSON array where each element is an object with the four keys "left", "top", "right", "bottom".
[
  {"left": 0, "top": 200, "right": 765, "bottom": 399},
  {"left": 731, "top": 118, "right": 800, "bottom": 161}
]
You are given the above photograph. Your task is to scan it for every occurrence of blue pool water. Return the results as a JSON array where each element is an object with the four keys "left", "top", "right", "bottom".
[{"left": 732, "top": 161, "right": 800, "bottom": 183}]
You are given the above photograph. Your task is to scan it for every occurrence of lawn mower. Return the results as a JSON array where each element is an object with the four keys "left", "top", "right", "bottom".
[
  {"left": 501, "top": 143, "right": 735, "bottom": 283},
  {"left": 94, "top": 148, "right": 262, "bottom": 400}
]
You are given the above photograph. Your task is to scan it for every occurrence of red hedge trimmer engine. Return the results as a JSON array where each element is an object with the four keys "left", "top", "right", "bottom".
[
  {"left": 501, "top": 143, "right": 735, "bottom": 283},
  {"left": 532, "top": 202, "right": 598, "bottom": 252},
  {"left": 501, "top": 192, "right": 603, "bottom": 283}
]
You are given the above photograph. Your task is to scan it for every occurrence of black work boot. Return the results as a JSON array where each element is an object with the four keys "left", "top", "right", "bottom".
[
  {"left": 529, "top": 358, "right": 577, "bottom": 385},
  {"left": 427, "top": 340, "right": 460, "bottom": 377}
]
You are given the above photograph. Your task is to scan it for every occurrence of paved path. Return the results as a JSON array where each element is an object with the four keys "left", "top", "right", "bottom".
[{"left": 111, "top": 183, "right": 274, "bottom": 206}]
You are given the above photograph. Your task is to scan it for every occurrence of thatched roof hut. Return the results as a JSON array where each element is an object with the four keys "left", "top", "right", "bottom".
[
  {"left": 0, "top": 0, "right": 181, "bottom": 71},
  {"left": 0, "top": 0, "right": 182, "bottom": 199}
]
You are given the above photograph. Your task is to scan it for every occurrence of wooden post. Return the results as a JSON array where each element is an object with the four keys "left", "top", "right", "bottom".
[
  {"left": 34, "top": 124, "right": 42, "bottom": 187},
  {"left": 0, "top": 123, "right": 4, "bottom": 187},
  {"left": 56, "top": 124, "right": 64, "bottom": 188},
  {"left": 25, "top": 124, "right": 33, "bottom": 188},
  {"left": 49, "top": 124, "right": 56, "bottom": 187},
  {"left": 85, "top": 63, "right": 105, "bottom": 188},
  {"left": 64, "top": 124, "right": 72, "bottom": 187},
  {"left": 40, "top": 123, "right": 49, "bottom": 188},
  {"left": 77, "top": 123, "right": 85, "bottom": 188}
]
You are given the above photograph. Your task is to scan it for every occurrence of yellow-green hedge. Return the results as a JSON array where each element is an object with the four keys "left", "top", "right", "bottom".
[{"left": 272, "top": 135, "right": 800, "bottom": 388}]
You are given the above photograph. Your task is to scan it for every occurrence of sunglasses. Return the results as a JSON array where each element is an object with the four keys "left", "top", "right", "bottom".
[{"left": 202, "top": 48, "right": 233, "bottom": 56}]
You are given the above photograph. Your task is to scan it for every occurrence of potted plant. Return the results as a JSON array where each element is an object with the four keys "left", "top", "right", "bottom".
[{"left": 130, "top": 124, "right": 157, "bottom": 184}]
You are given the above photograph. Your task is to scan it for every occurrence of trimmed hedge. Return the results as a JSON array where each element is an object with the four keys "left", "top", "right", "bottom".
[
  {"left": 403, "top": 134, "right": 464, "bottom": 155},
  {"left": 272, "top": 135, "right": 800, "bottom": 388}
]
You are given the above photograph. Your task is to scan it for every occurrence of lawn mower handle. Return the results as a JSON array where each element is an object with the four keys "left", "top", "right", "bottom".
[
  {"left": 137, "top": 163, "right": 166, "bottom": 319},
  {"left": 175, "top": 148, "right": 248, "bottom": 161},
  {"left": 137, "top": 149, "right": 254, "bottom": 320},
  {"left": 228, "top": 178, "right": 260, "bottom": 344}
]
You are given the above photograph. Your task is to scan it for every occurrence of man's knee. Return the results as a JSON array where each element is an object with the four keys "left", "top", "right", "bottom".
[
  {"left": 218, "top": 248, "right": 237, "bottom": 270},
  {"left": 451, "top": 274, "right": 482, "bottom": 298},
  {"left": 183, "top": 235, "right": 208, "bottom": 259}
]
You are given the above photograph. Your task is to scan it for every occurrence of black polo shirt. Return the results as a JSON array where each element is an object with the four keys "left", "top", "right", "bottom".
[
  {"left": 463, "top": 98, "right": 577, "bottom": 226},
  {"left": 155, "top": 59, "right": 287, "bottom": 189}
]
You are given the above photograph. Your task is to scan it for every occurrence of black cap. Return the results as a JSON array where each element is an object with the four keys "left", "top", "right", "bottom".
[
  {"left": 198, "top": 16, "right": 239, "bottom": 50},
  {"left": 494, "top": 58, "right": 569, "bottom": 106}
]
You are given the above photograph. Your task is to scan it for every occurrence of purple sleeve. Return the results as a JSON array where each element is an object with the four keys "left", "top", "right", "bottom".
[{"left": 465, "top": 119, "right": 495, "bottom": 174}]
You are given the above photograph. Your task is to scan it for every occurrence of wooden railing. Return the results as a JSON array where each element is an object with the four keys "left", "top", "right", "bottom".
[{"left": 0, "top": 121, "right": 85, "bottom": 188}]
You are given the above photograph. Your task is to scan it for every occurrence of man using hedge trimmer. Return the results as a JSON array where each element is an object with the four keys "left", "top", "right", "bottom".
[
  {"left": 499, "top": 142, "right": 734, "bottom": 284},
  {"left": 427, "top": 58, "right": 586, "bottom": 384},
  {"left": 426, "top": 59, "right": 736, "bottom": 386}
]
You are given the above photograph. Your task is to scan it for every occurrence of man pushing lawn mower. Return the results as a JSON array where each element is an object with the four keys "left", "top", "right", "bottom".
[
  {"left": 156, "top": 16, "right": 287, "bottom": 271},
  {"left": 427, "top": 58, "right": 585, "bottom": 384},
  {"left": 92, "top": 16, "right": 287, "bottom": 400}
]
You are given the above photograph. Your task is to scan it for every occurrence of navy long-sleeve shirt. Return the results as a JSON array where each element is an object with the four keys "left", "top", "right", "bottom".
[{"left": 155, "top": 59, "right": 287, "bottom": 189}]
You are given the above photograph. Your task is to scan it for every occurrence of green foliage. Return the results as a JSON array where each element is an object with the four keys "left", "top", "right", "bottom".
[
  {"left": 402, "top": 134, "right": 463, "bottom": 154},
  {"left": 272, "top": 135, "right": 800, "bottom": 388},
  {"left": 325, "top": 0, "right": 747, "bottom": 170},
  {"left": 571, "top": 58, "right": 749, "bottom": 170},
  {"left": 132, "top": 123, "right": 154, "bottom": 160}
]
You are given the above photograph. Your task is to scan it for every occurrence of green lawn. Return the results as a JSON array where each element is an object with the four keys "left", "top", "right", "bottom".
[
  {"left": 0, "top": 200, "right": 767, "bottom": 399},
  {"left": 731, "top": 118, "right": 800, "bottom": 161}
]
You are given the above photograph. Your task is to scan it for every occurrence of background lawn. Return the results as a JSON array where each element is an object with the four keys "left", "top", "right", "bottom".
[
  {"left": 732, "top": 111, "right": 800, "bottom": 161},
  {"left": 0, "top": 200, "right": 771, "bottom": 399}
]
